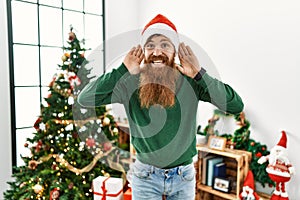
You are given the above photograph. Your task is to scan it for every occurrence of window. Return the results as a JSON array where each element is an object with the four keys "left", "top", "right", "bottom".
[{"left": 7, "top": 0, "right": 105, "bottom": 167}]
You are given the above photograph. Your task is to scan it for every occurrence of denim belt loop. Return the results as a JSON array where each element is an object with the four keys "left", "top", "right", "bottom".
[
  {"left": 177, "top": 166, "right": 182, "bottom": 175},
  {"left": 150, "top": 165, "right": 155, "bottom": 174}
]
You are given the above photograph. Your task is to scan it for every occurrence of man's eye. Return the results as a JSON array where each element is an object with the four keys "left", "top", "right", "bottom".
[
  {"left": 146, "top": 44, "right": 155, "bottom": 49},
  {"left": 161, "top": 43, "right": 170, "bottom": 49}
]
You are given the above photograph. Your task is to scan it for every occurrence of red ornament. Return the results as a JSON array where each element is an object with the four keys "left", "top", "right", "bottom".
[
  {"left": 86, "top": 138, "right": 96, "bottom": 147},
  {"left": 68, "top": 31, "right": 76, "bottom": 41},
  {"left": 50, "top": 188, "right": 60, "bottom": 200},
  {"left": 255, "top": 152, "right": 262, "bottom": 158},
  {"left": 49, "top": 77, "right": 56, "bottom": 87},
  {"left": 34, "top": 117, "right": 42, "bottom": 130},
  {"left": 103, "top": 142, "right": 112, "bottom": 151},
  {"left": 261, "top": 147, "right": 266, "bottom": 151},
  {"left": 250, "top": 142, "right": 255, "bottom": 146},
  {"left": 35, "top": 140, "right": 43, "bottom": 153},
  {"left": 68, "top": 182, "right": 74, "bottom": 190},
  {"left": 51, "top": 164, "right": 58, "bottom": 170},
  {"left": 72, "top": 132, "right": 79, "bottom": 139}
]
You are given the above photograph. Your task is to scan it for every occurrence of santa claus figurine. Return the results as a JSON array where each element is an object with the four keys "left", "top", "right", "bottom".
[
  {"left": 258, "top": 131, "right": 295, "bottom": 200},
  {"left": 240, "top": 170, "right": 262, "bottom": 200}
]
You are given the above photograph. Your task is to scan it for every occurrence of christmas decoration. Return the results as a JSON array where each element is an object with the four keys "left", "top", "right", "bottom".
[
  {"left": 199, "top": 109, "right": 274, "bottom": 187},
  {"left": 33, "top": 183, "right": 44, "bottom": 194},
  {"left": 141, "top": 14, "right": 179, "bottom": 51},
  {"left": 258, "top": 131, "right": 295, "bottom": 200},
  {"left": 50, "top": 188, "right": 60, "bottom": 200},
  {"left": 240, "top": 170, "right": 262, "bottom": 200},
  {"left": 93, "top": 176, "right": 124, "bottom": 200},
  {"left": 4, "top": 27, "right": 128, "bottom": 199}
]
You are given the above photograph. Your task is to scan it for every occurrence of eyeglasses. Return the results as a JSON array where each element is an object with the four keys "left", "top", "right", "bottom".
[{"left": 144, "top": 41, "right": 175, "bottom": 53}]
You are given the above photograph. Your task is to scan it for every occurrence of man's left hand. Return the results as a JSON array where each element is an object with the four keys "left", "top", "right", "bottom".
[{"left": 177, "top": 42, "right": 201, "bottom": 78}]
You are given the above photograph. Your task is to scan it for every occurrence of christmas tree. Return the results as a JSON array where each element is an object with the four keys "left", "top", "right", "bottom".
[
  {"left": 4, "top": 27, "right": 128, "bottom": 200},
  {"left": 199, "top": 109, "right": 274, "bottom": 188}
]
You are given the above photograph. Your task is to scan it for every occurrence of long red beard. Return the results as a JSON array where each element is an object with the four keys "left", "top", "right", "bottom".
[{"left": 139, "top": 56, "right": 179, "bottom": 108}]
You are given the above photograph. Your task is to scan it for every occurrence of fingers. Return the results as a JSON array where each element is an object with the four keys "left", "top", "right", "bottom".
[
  {"left": 186, "top": 46, "right": 194, "bottom": 56},
  {"left": 179, "top": 42, "right": 194, "bottom": 57},
  {"left": 179, "top": 42, "right": 190, "bottom": 57},
  {"left": 175, "top": 64, "right": 184, "bottom": 73},
  {"left": 129, "top": 45, "right": 144, "bottom": 59}
]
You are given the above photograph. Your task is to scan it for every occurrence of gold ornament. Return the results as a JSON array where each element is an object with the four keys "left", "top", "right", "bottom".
[
  {"left": 61, "top": 55, "right": 67, "bottom": 62},
  {"left": 102, "top": 117, "right": 110, "bottom": 126},
  {"left": 113, "top": 127, "right": 119, "bottom": 134},
  {"left": 32, "top": 183, "right": 44, "bottom": 194}
]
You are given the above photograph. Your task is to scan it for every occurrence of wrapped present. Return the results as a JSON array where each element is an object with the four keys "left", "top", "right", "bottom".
[
  {"left": 124, "top": 187, "right": 132, "bottom": 200},
  {"left": 93, "top": 176, "right": 123, "bottom": 200}
]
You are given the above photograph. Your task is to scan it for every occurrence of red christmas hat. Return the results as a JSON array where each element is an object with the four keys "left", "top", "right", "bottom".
[
  {"left": 277, "top": 130, "right": 287, "bottom": 148},
  {"left": 141, "top": 14, "right": 179, "bottom": 51},
  {"left": 240, "top": 170, "right": 262, "bottom": 200},
  {"left": 243, "top": 170, "right": 255, "bottom": 189}
]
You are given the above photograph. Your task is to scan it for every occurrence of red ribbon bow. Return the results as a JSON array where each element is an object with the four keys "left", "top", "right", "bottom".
[{"left": 93, "top": 177, "right": 123, "bottom": 200}]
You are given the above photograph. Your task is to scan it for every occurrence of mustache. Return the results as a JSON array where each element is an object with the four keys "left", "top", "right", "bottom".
[{"left": 146, "top": 54, "right": 169, "bottom": 63}]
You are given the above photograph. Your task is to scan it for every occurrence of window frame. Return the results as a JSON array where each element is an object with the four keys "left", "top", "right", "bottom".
[{"left": 6, "top": 0, "right": 106, "bottom": 169}]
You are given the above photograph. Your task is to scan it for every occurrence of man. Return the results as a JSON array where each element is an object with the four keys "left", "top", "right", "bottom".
[{"left": 78, "top": 14, "right": 243, "bottom": 200}]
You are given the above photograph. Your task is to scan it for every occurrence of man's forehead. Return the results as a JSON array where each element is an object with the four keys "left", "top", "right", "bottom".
[{"left": 146, "top": 34, "right": 173, "bottom": 43}]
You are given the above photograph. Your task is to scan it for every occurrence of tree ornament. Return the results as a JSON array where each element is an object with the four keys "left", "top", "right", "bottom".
[
  {"left": 68, "top": 30, "right": 76, "bottom": 41},
  {"left": 103, "top": 142, "right": 112, "bottom": 151},
  {"left": 50, "top": 187, "right": 60, "bottom": 200},
  {"left": 35, "top": 140, "right": 43, "bottom": 153},
  {"left": 19, "top": 182, "right": 27, "bottom": 188},
  {"left": 32, "top": 183, "right": 43, "bottom": 194},
  {"left": 64, "top": 52, "right": 70, "bottom": 58},
  {"left": 102, "top": 117, "right": 110, "bottom": 126},
  {"left": 61, "top": 55, "right": 68, "bottom": 62},
  {"left": 34, "top": 117, "right": 42, "bottom": 130},
  {"left": 85, "top": 138, "right": 96, "bottom": 148},
  {"left": 113, "top": 127, "right": 119, "bottom": 135},
  {"left": 68, "top": 182, "right": 74, "bottom": 190},
  {"left": 258, "top": 131, "right": 295, "bottom": 200},
  {"left": 52, "top": 164, "right": 58, "bottom": 170},
  {"left": 255, "top": 152, "right": 262, "bottom": 158},
  {"left": 28, "top": 160, "right": 38, "bottom": 170}
]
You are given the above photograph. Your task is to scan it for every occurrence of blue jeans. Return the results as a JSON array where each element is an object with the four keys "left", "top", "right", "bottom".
[{"left": 127, "top": 159, "right": 196, "bottom": 200}]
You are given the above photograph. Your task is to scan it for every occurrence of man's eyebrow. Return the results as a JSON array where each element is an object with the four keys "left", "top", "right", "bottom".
[
  {"left": 145, "top": 38, "right": 172, "bottom": 45},
  {"left": 160, "top": 39, "right": 171, "bottom": 43}
]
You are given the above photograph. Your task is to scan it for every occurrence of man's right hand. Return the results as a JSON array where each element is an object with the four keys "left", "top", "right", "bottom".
[{"left": 123, "top": 45, "right": 144, "bottom": 74}]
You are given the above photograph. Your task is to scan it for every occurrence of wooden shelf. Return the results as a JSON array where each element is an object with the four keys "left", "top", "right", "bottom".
[
  {"left": 197, "top": 183, "right": 237, "bottom": 200},
  {"left": 196, "top": 145, "right": 252, "bottom": 199}
]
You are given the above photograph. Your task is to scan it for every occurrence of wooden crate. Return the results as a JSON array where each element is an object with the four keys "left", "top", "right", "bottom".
[{"left": 196, "top": 145, "right": 252, "bottom": 200}]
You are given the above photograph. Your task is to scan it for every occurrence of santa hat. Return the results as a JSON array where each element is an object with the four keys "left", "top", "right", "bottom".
[
  {"left": 240, "top": 170, "right": 262, "bottom": 200},
  {"left": 276, "top": 130, "right": 287, "bottom": 150},
  {"left": 141, "top": 14, "right": 179, "bottom": 51}
]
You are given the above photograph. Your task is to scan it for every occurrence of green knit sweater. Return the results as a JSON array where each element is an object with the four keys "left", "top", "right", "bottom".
[{"left": 78, "top": 63, "right": 243, "bottom": 168}]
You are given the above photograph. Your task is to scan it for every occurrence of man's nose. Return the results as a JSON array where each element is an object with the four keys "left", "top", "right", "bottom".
[{"left": 153, "top": 47, "right": 163, "bottom": 56}]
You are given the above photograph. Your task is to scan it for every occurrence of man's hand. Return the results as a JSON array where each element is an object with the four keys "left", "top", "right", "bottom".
[
  {"left": 177, "top": 42, "right": 201, "bottom": 78},
  {"left": 123, "top": 45, "right": 144, "bottom": 74}
]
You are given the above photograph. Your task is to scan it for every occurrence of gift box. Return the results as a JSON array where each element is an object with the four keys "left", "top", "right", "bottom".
[
  {"left": 93, "top": 176, "right": 124, "bottom": 200},
  {"left": 123, "top": 187, "right": 132, "bottom": 200}
]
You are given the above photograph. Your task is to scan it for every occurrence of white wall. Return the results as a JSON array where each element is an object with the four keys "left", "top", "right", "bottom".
[
  {"left": 0, "top": 0, "right": 12, "bottom": 199},
  {"left": 106, "top": 0, "right": 300, "bottom": 199}
]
